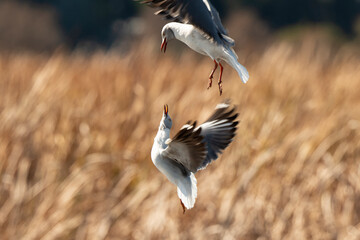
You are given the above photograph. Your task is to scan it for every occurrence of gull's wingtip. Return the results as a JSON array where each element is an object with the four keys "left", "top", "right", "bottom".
[
  {"left": 215, "top": 102, "right": 229, "bottom": 109},
  {"left": 215, "top": 99, "right": 232, "bottom": 109}
]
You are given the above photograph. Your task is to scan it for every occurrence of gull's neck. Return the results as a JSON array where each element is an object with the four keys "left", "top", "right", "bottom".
[{"left": 155, "top": 123, "right": 170, "bottom": 149}]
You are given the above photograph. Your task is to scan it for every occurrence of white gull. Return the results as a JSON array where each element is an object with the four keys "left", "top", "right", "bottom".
[
  {"left": 137, "top": 0, "right": 249, "bottom": 95},
  {"left": 151, "top": 103, "right": 238, "bottom": 212}
]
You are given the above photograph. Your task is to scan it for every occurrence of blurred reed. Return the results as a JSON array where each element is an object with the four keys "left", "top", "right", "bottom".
[{"left": 0, "top": 39, "right": 359, "bottom": 239}]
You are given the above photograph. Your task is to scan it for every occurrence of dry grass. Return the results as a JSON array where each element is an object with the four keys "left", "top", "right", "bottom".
[{"left": 0, "top": 39, "right": 360, "bottom": 240}]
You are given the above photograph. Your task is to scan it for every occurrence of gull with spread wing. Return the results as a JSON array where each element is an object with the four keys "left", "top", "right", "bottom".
[
  {"left": 136, "top": 0, "right": 249, "bottom": 95},
  {"left": 151, "top": 103, "right": 238, "bottom": 212}
]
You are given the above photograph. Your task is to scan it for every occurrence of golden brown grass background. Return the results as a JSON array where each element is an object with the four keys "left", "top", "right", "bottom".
[{"left": 0, "top": 38, "right": 360, "bottom": 239}]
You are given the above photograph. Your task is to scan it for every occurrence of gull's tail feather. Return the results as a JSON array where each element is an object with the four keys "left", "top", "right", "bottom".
[
  {"left": 176, "top": 173, "right": 197, "bottom": 209},
  {"left": 234, "top": 62, "right": 249, "bottom": 84},
  {"left": 225, "top": 48, "right": 249, "bottom": 84}
]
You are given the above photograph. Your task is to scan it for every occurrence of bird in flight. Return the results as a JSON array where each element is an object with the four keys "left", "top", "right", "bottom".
[
  {"left": 136, "top": 0, "right": 249, "bottom": 95},
  {"left": 151, "top": 103, "right": 238, "bottom": 213}
]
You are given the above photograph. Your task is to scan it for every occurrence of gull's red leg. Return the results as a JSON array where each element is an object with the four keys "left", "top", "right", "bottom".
[
  {"left": 208, "top": 60, "right": 218, "bottom": 89},
  {"left": 180, "top": 199, "right": 186, "bottom": 214},
  {"left": 218, "top": 63, "right": 224, "bottom": 95}
]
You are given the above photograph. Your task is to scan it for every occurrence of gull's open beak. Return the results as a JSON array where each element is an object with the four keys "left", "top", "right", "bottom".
[
  {"left": 163, "top": 104, "right": 168, "bottom": 116},
  {"left": 161, "top": 37, "right": 167, "bottom": 53}
]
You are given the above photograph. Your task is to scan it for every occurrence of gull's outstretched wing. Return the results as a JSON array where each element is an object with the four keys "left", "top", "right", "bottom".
[
  {"left": 196, "top": 103, "right": 238, "bottom": 170},
  {"left": 136, "top": 0, "right": 234, "bottom": 46},
  {"left": 162, "top": 121, "right": 206, "bottom": 173},
  {"left": 162, "top": 103, "right": 237, "bottom": 173}
]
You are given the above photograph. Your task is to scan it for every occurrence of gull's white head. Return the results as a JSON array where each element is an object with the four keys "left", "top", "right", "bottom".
[
  {"left": 161, "top": 104, "right": 173, "bottom": 129},
  {"left": 160, "top": 25, "right": 175, "bottom": 53}
]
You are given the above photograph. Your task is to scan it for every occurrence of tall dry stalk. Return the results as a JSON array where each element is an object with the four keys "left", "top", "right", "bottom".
[{"left": 0, "top": 39, "right": 359, "bottom": 239}]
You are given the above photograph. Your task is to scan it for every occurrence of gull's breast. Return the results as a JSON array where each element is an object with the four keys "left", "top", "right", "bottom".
[{"left": 183, "top": 28, "right": 225, "bottom": 60}]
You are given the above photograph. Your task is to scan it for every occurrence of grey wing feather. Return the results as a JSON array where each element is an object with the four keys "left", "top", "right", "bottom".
[
  {"left": 196, "top": 103, "right": 238, "bottom": 170},
  {"left": 165, "top": 155, "right": 191, "bottom": 176},
  {"left": 207, "top": 1, "right": 234, "bottom": 46},
  {"left": 207, "top": 1, "right": 226, "bottom": 35},
  {"left": 162, "top": 121, "right": 206, "bottom": 173},
  {"left": 136, "top": 0, "right": 234, "bottom": 46}
]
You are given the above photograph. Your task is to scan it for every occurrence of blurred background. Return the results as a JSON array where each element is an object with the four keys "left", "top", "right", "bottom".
[
  {"left": 1, "top": 0, "right": 360, "bottom": 52},
  {"left": 0, "top": 0, "right": 360, "bottom": 239}
]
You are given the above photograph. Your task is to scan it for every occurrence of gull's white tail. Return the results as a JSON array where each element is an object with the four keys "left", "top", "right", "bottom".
[
  {"left": 224, "top": 48, "right": 249, "bottom": 84},
  {"left": 176, "top": 173, "right": 197, "bottom": 209}
]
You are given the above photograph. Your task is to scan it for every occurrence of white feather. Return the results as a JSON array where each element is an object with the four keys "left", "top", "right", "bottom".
[
  {"left": 216, "top": 103, "right": 229, "bottom": 109},
  {"left": 224, "top": 49, "right": 249, "bottom": 84},
  {"left": 176, "top": 173, "right": 197, "bottom": 209}
]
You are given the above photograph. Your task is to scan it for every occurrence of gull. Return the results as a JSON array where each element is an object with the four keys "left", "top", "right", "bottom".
[
  {"left": 151, "top": 103, "right": 238, "bottom": 213},
  {"left": 137, "top": 0, "right": 249, "bottom": 95}
]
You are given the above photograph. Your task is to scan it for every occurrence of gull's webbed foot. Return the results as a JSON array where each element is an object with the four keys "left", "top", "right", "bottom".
[
  {"left": 208, "top": 60, "right": 218, "bottom": 90},
  {"left": 218, "top": 63, "right": 224, "bottom": 96},
  {"left": 180, "top": 199, "right": 186, "bottom": 214}
]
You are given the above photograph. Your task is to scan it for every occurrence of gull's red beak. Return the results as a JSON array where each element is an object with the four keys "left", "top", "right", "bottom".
[
  {"left": 161, "top": 37, "right": 167, "bottom": 53},
  {"left": 163, "top": 104, "right": 168, "bottom": 116}
]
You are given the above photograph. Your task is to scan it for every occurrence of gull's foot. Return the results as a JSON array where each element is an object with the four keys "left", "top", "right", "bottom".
[
  {"left": 180, "top": 199, "right": 186, "bottom": 214},
  {"left": 208, "top": 60, "right": 218, "bottom": 90},
  {"left": 218, "top": 82, "right": 223, "bottom": 96},
  {"left": 218, "top": 63, "right": 224, "bottom": 96},
  {"left": 207, "top": 77, "right": 213, "bottom": 89}
]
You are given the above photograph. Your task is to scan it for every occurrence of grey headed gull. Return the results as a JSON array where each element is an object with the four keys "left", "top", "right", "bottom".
[
  {"left": 151, "top": 103, "right": 238, "bottom": 213},
  {"left": 137, "top": 0, "right": 249, "bottom": 95}
]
